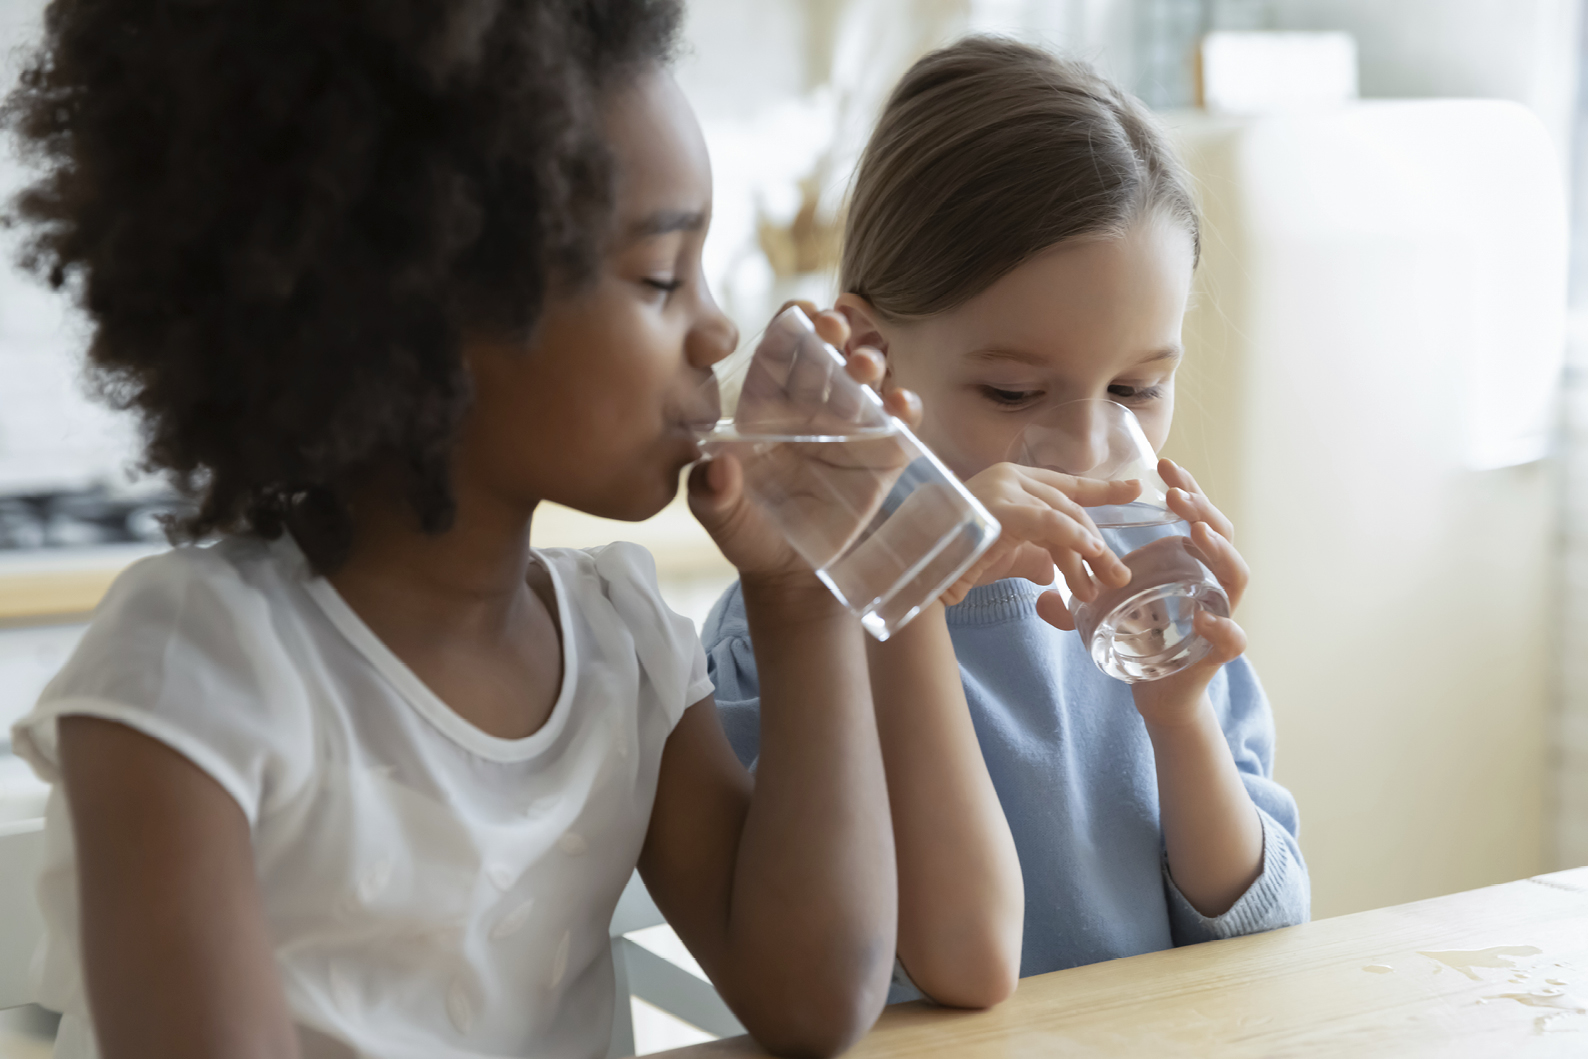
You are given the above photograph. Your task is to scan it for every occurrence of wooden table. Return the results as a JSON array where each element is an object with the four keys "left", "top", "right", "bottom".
[{"left": 654, "top": 867, "right": 1588, "bottom": 1058}]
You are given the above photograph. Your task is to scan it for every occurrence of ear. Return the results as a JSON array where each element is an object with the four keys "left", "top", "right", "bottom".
[{"left": 834, "top": 293, "right": 891, "bottom": 361}]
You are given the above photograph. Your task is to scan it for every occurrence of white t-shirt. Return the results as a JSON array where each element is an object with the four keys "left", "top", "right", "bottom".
[{"left": 12, "top": 533, "right": 712, "bottom": 1059}]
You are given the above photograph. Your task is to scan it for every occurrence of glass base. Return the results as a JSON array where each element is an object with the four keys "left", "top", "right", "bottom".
[{"left": 1084, "top": 578, "right": 1230, "bottom": 683}]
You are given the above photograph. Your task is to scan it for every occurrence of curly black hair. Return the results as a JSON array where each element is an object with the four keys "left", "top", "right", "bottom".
[{"left": 3, "top": 0, "right": 682, "bottom": 568}]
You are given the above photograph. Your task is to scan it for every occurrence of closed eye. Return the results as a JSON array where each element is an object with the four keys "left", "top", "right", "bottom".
[
  {"left": 1108, "top": 383, "right": 1165, "bottom": 403},
  {"left": 643, "top": 277, "right": 685, "bottom": 294},
  {"left": 980, "top": 385, "right": 1041, "bottom": 406}
]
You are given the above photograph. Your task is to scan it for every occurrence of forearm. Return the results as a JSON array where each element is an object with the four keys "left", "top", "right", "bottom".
[
  {"left": 1147, "top": 698, "right": 1264, "bottom": 917},
  {"left": 725, "top": 576, "right": 897, "bottom": 1047},
  {"left": 867, "top": 603, "right": 1022, "bottom": 1007}
]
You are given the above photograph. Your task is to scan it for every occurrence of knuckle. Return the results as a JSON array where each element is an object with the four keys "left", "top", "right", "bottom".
[
  {"left": 1055, "top": 493, "right": 1085, "bottom": 516},
  {"left": 1040, "top": 508, "right": 1075, "bottom": 538}
]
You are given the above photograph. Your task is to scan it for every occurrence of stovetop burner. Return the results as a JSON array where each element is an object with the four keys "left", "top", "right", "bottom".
[{"left": 0, "top": 489, "right": 191, "bottom": 551}]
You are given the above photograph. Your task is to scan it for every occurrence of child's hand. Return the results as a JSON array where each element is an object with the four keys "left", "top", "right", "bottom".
[
  {"left": 937, "top": 463, "right": 1140, "bottom": 628},
  {"left": 688, "top": 303, "right": 921, "bottom": 583},
  {"left": 1127, "top": 458, "right": 1251, "bottom": 728}
]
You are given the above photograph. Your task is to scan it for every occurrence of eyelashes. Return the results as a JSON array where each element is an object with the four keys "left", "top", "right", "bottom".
[
  {"left": 981, "top": 386, "right": 1037, "bottom": 405},
  {"left": 1107, "top": 384, "right": 1165, "bottom": 402},
  {"left": 977, "top": 384, "right": 1167, "bottom": 407},
  {"left": 643, "top": 278, "right": 685, "bottom": 294}
]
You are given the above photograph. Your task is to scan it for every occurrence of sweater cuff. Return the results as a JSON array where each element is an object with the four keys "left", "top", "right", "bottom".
[{"left": 1162, "top": 808, "right": 1308, "bottom": 945}]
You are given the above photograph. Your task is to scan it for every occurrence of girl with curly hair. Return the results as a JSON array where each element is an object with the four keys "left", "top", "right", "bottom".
[{"left": 6, "top": 2, "right": 940, "bottom": 1056}]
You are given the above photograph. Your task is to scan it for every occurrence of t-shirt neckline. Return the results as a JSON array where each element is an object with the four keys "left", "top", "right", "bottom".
[{"left": 278, "top": 534, "right": 580, "bottom": 762}]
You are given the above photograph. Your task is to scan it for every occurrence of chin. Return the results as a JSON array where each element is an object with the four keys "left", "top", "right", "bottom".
[
  {"left": 581, "top": 476, "right": 679, "bottom": 523},
  {"left": 616, "top": 493, "right": 674, "bottom": 522},
  {"left": 554, "top": 443, "right": 692, "bottom": 523}
]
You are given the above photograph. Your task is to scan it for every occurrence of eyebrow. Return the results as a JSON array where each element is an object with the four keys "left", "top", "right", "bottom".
[
  {"left": 624, "top": 209, "right": 708, "bottom": 241},
  {"left": 965, "top": 345, "right": 1183, "bottom": 367}
]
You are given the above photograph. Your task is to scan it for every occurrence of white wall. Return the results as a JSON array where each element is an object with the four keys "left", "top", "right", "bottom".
[
  {"left": 1264, "top": 0, "right": 1588, "bottom": 878},
  {"left": 1167, "top": 100, "right": 1564, "bottom": 915},
  {"left": 1270, "top": 0, "right": 1582, "bottom": 167},
  {"left": 1190, "top": 0, "right": 1586, "bottom": 887},
  {"left": 0, "top": 0, "right": 141, "bottom": 496}
]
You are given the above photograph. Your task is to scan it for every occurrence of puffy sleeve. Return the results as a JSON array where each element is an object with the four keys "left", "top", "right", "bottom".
[
  {"left": 10, "top": 546, "right": 317, "bottom": 829},
  {"left": 699, "top": 580, "right": 763, "bottom": 770},
  {"left": 590, "top": 542, "right": 713, "bottom": 730},
  {"left": 1161, "top": 656, "right": 1312, "bottom": 944}
]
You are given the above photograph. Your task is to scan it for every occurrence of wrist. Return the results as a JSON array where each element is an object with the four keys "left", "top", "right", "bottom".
[
  {"left": 740, "top": 573, "right": 850, "bottom": 626},
  {"left": 1139, "top": 693, "right": 1218, "bottom": 740},
  {"left": 867, "top": 600, "right": 945, "bottom": 654}
]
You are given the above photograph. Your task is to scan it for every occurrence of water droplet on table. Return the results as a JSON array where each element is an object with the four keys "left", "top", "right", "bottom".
[
  {"left": 1481, "top": 987, "right": 1588, "bottom": 1036},
  {"left": 1419, "top": 946, "right": 1543, "bottom": 981}
]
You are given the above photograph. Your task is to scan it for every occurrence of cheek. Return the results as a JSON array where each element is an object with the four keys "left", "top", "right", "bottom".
[
  {"left": 916, "top": 394, "right": 1025, "bottom": 479},
  {"left": 540, "top": 300, "right": 674, "bottom": 430},
  {"left": 1140, "top": 390, "right": 1176, "bottom": 452},
  {"left": 883, "top": 350, "right": 1021, "bottom": 475}
]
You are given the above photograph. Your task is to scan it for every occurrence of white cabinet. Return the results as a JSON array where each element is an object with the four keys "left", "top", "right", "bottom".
[{"left": 1166, "top": 101, "right": 1563, "bottom": 917}]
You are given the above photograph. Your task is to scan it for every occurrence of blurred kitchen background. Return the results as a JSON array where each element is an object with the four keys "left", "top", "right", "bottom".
[{"left": 3, "top": 0, "right": 1588, "bottom": 1054}]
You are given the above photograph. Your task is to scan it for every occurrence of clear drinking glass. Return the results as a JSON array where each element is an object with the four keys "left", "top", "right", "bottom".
[
  {"left": 1012, "top": 399, "right": 1229, "bottom": 682},
  {"left": 688, "top": 307, "right": 999, "bottom": 640}
]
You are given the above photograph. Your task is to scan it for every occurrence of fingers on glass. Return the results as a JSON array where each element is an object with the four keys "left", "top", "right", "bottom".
[
  {"left": 812, "top": 309, "right": 850, "bottom": 348},
  {"left": 1191, "top": 523, "right": 1248, "bottom": 598},
  {"left": 1055, "top": 549, "right": 1095, "bottom": 602},
  {"left": 844, "top": 347, "right": 884, "bottom": 385},
  {"left": 1020, "top": 477, "right": 1092, "bottom": 535},
  {"left": 1035, "top": 589, "right": 1075, "bottom": 631},
  {"left": 1044, "top": 506, "right": 1105, "bottom": 558},
  {"left": 1023, "top": 468, "right": 1140, "bottom": 509},
  {"left": 1195, "top": 609, "right": 1247, "bottom": 660},
  {"left": 1169, "top": 487, "right": 1234, "bottom": 541},
  {"left": 1210, "top": 507, "right": 1237, "bottom": 541},
  {"left": 1095, "top": 550, "right": 1133, "bottom": 587},
  {"left": 1159, "top": 457, "right": 1200, "bottom": 494},
  {"left": 1190, "top": 495, "right": 1236, "bottom": 542},
  {"left": 885, "top": 389, "right": 922, "bottom": 429}
]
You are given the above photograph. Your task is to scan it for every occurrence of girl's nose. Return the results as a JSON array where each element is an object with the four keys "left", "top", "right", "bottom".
[
  {"left": 686, "top": 296, "right": 739, "bottom": 371},
  {"left": 1066, "top": 406, "right": 1112, "bottom": 475},
  {"left": 1022, "top": 405, "right": 1112, "bottom": 476}
]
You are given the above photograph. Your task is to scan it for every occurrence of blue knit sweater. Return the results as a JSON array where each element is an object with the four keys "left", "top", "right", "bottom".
[{"left": 703, "top": 576, "right": 1310, "bottom": 1001}]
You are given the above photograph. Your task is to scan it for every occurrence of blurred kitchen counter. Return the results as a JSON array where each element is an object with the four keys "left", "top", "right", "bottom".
[
  {"left": 532, "top": 495, "right": 732, "bottom": 580},
  {"left": 0, "top": 496, "right": 729, "bottom": 626},
  {"left": 0, "top": 544, "right": 163, "bottom": 625}
]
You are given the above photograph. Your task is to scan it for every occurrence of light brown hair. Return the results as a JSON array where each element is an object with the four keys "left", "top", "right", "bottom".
[{"left": 841, "top": 36, "right": 1200, "bottom": 318}]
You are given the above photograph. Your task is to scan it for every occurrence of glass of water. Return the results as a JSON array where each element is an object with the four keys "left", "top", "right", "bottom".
[
  {"left": 689, "top": 307, "right": 999, "bottom": 640},
  {"left": 1013, "top": 399, "right": 1229, "bottom": 682}
]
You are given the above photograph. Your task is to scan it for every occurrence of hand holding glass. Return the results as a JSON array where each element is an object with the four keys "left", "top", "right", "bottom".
[
  {"left": 1011, "top": 400, "right": 1229, "bottom": 682},
  {"left": 689, "top": 307, "right": 998, "bottom": 640}
]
